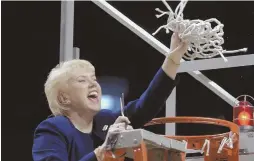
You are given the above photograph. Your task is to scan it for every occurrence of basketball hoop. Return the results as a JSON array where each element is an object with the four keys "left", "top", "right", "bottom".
[{"left": 145, "top": 117, "right": 239, "bottom": 161}]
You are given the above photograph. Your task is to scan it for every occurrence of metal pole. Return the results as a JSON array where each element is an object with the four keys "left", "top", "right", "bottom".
[
  {"left": 59, "top": 0, "right": 75, "bottom": 62},
  {"left": 166, "top": 88, "right": 176, "bottom": 135},
  {"left": 73, "top": 47, "right": 80, "bottom": 59}
]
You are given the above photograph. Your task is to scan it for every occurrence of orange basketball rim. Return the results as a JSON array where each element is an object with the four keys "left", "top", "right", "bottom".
[
  {"left": 103, "top": 117, "right": 239, "bottom": 161},
  {"left": 145, "top": 117, "right": 239, "bottom": 161}
]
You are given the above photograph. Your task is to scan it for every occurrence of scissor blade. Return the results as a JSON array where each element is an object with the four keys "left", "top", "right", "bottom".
[{"left": 120, "top": 97, "right": 125, "bottom": 117}]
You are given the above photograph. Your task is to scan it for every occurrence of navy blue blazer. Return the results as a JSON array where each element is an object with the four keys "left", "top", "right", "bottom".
[{"left": 32, "top": 67, "right": 179, "bottom": 161}]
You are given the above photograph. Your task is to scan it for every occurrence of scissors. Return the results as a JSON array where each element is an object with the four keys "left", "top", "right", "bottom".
[{"left": 120, "top": 93, "right": 125, "bottom": 117}]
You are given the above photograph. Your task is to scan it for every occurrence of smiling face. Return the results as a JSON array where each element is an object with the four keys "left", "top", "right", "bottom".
[{"left": 63, "top": 65, "right": 102, "bottom": 115}]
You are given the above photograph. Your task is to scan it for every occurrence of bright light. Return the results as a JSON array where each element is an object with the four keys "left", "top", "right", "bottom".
[
  {"left": 101, "top": 95, "right": 114, "bottom": 110},
  {"left": 238, "top": 111, "right": 251, "bottom": 126},
  {"left": 233, "top": 100, "right": 254, "bottom": 127}
]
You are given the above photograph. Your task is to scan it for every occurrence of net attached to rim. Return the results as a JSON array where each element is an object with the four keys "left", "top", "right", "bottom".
[{"left": 144, "top": 117, "right": 239, "bottom": 161}]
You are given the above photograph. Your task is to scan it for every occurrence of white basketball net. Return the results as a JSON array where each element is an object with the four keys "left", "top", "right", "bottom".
[
  {"left": 152, "top": 0, "right": 247, "bottom": 62},
  {"left": 185, "top": 132, "right": 236, "bottom": 156}
]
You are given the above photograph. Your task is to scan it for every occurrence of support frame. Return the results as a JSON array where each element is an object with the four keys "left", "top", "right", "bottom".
[
  {"left": 178, "top": 54, "right": 254, "bottom": 73},
  {"left": 59, "top": 0, "right": 80, "bottom": 62}
]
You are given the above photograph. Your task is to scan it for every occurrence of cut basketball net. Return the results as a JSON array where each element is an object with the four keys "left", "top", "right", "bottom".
[
  {"left": 201, "top": 139, "right": 210, "bottom": 156},
  {"left": 152, "top": 0, "right": 247, "bottom": 62},
  {"left": 217, "top": 131, "right": 236, "bottom": 153}
]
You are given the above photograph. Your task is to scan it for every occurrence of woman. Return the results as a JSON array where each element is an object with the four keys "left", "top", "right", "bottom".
[{"left": 32, "top": 33, "right": 188, "bottom": 161}]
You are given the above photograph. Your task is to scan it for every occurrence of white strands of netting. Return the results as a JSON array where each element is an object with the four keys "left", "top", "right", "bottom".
[
  {"left": 152, "top": 0, "right": 247, "bottom": 62},
  {"left": 217, "top": 132, "right": 236, "bottom": 153}
]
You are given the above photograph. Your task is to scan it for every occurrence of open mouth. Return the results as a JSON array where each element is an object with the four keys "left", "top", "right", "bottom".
[{"left": 87, "top": 91, "right": 99, "bottom": 103}]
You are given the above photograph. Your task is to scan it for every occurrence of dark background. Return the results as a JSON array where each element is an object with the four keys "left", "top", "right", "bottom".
[{"left": 2, "top": 1, "right": 254, "bottom": 160}]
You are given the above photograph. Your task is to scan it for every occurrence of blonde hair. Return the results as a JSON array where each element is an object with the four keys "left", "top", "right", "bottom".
[{"left": 44, "top": 59, "right": 94, "bottom": 116}]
